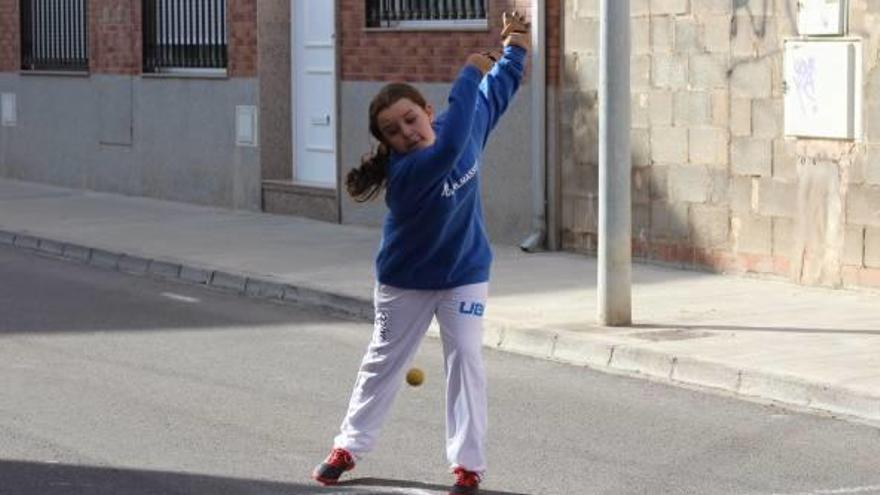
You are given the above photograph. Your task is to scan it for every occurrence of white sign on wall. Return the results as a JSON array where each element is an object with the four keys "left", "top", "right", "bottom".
[
  {"left": 1, "top": 93, "right": 15, "bottom": 127},
  {"left": 783, "top": 40, "right": 861, "bottom": 140},
  {"left": 797, "top": 0, "right": 846, "bottom": 36},
  {"left": 235, "top": 105, "right": 258, "bottom": 147}
]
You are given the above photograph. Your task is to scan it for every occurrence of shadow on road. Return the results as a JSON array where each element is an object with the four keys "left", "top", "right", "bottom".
[
  {"left": 0, "top": 245, "right": 346, "bottom": 335},
  {"left": 342, "top": 476, "right": 532, "bottom": 494},
  {"left": 0, "top": 459, "right": 536, "bottom": 495}
]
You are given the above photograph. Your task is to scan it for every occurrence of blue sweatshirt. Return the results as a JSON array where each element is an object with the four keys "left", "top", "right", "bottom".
[{"left": 376, "top": 45, "right": 526, "bottom": 290}]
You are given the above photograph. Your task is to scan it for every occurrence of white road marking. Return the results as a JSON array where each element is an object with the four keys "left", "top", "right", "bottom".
[
  {"left": 324, "top": 488, "right": 436, "bottom": 495},
  {"left": 748, "top": 485, "right": 880, "bottom": 495},
  {"left": 160, "top": 292, "right": 201, "bottom": 303}
]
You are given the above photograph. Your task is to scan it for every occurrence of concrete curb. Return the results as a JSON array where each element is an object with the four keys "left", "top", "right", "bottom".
[
  {"left": 2, "top": 228, "right": 879, "bottom": 425},
  {"left": 0, "top": 228, "right": 376, "bottom": 322}
]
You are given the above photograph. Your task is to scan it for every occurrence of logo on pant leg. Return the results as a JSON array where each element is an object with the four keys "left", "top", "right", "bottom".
[
  {"left": 375, "top": 310, "right": 390, "bottom": 342},
  {"left": 458, "top": 301, "right": 485, "bottom": 317}
]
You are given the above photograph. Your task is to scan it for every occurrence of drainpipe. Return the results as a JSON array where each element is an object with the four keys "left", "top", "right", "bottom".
[{"left": 519, "top": 0, "right": 547, "bottom": 252}]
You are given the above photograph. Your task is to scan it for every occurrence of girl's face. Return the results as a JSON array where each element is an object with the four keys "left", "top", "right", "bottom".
[{"left": 376, "top": 98, "right": 436, "bottom": 154}]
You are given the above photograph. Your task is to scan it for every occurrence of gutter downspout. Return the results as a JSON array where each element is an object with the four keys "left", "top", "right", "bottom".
[{"left": 519, "top": 0, "right": 547, "bottom": 252}]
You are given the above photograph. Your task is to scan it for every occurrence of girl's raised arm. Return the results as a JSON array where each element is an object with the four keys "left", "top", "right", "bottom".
[
  {"left": 477, "top": 12, "right": 530, "bottom": 143},
  {"left": 400, "top": 54, "right": 492, "bottom": 184},
  {"left": 478, "top": 44, "right": 527, "bottom": 143}
]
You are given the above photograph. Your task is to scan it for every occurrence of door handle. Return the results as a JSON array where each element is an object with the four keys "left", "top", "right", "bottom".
[{"left": 311, "top": 115, "right": 331, "bottom": 126}]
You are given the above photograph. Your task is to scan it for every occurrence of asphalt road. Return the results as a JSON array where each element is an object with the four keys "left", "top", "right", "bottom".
[{"left": 1, "top": 244, "right": 879, "bottom": 495}]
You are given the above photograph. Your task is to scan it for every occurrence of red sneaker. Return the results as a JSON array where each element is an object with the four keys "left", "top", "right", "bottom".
[
  {"left": 449, "top": 467, "right": 481, "bottom": 494},
  {"left": 312, "top": 448, "right": 356, "bottom": 486}
]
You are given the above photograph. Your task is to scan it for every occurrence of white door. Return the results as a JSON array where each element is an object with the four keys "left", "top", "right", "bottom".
[{"left": 293, "top": 0, "right": 337, "bottom": 186}]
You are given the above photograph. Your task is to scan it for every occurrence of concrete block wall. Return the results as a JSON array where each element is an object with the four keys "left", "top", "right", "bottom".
[{"left": 561, "top": 0, "right": 880, "bottom": 289}]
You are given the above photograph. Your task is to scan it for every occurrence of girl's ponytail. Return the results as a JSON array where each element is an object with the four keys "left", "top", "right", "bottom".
[{"left": 346, "top": 143, "right": 390, "bottom": 202}]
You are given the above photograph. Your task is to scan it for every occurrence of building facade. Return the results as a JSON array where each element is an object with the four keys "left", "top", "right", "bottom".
[
  {"left": 560, "top": 0, "right": 880, "bottom": 289},
  {"left": 1, "top": 0, "right": 878, "bottom": 290},
  {"left": 0, "top": 0, "right": 261, "bottom": 209}
]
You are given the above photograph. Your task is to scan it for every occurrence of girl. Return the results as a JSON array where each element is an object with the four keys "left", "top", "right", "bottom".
[{"left": 313, "top": 12, "right": 529, "bottom": 495}]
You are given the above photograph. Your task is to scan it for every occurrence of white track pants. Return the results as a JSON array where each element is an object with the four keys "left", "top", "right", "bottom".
[{"left": 333, "top": 282, "right": 489, "bottom": 473}]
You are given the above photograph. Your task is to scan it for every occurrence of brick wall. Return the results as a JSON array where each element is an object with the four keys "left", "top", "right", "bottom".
[
  {"left": 546, "top": 0, "right": 561, "bottom": 85},
  {"left": 560, "top": 0, "right": 880, "bottom": 290},
  {"left": 228, "top": 0, "right": 257, "bottom": 77},
  {"left": 1, "top": 0, "right": 255, "bottom": 76},
  {"left": 89, "top": 0, "right": 141, "bottom": 74},
  {"left": 340, "top": 0, "right": 561, "bottom": 84},
  {"left": 0, "top": 0, "right": 19, "bottom": 71}
]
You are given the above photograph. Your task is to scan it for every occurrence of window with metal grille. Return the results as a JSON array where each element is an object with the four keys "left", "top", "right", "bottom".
[
  {"left": 365, "top": 0, "right": 488, "bottom": 29},
  {"left": 20, "top": 0, "right": 89, "bottom": 71},
  {"left": 142, "top": 0, "right": 227, "bottom": 73}
]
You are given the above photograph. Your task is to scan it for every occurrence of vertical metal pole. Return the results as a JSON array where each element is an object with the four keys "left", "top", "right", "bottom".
[
  {"left": 598, "top": 0, "right": 632, "bottom": 326},
  {"left": 208, "top": 0, "right": 215, "bottom": 67},
  {"left": 37, "top": 0, "right": 44, "bottom": 67},
  {"left": 64, "top": 0, "right": 70, "bottom": 68},
  {"left": 175, "top": 0, "right": 182, "bottom": 67},
  {"left": 81, "top": 0, "right": 87, "bottom": 69},
  {"left": 200, "top": 0, "right": 207, "bottom": 66},
  {"left": 33, "top": 0, "right": 40, "bottom": 67},
  {"left": 188, "top": 0, "right": 194, "bottom": 67},
  {"left": 157, "top": 0, "right": 163, "bottom": 70},
  {"left": 50, "top": 0, "right": 56, "bottom": 67},
  {"left": 143, "top": 0, "right": 151, "bottom": 71},
  {"left": 20, "top": 0, "right": 29, "bottom": 69},
  {"left": 519, "top": 0, "right": 546, "bottom": 253},
  {"left": 220, "top": 0, "right": 227, "bottom": 68}
]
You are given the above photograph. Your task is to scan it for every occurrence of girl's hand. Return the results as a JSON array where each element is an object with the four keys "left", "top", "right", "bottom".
[
  {"left": 501, "top": 10, "right": 529, "bottom": 49},
  {"left": 466, "top": 52, "right": 496, "bottom": 75},
  {"left": 483, "top": 50, "right": 502, "bottom": 64}
]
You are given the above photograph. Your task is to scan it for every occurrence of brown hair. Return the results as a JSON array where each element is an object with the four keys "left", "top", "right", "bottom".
[{"left": 346, "top": 83, "right": 429, "bottom": 202}]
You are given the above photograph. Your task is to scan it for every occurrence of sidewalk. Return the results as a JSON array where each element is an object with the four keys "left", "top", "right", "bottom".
[{"left": 2, "top": 178, "right": 879, "bottom": 424}]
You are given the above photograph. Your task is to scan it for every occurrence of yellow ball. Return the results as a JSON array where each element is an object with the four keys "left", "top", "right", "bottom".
[{"left": 406, "top": 367, "right": 424, "bottom": 387}]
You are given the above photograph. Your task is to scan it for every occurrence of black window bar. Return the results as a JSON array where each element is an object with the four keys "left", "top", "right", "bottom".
[
  {"left": 366, "top": 0, "right": 487, "bottom": 28},
  {"left": 143, "top": 0, "right": 227, "bottom": 72},
  {"left": 20, "top": 0, "right": 88, "bottom": 71}
]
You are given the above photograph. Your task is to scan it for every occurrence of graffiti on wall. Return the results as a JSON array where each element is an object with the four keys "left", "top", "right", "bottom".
[
  {"left": 729, "top": 0, "right": 798, "bottom": 39},
  {"left": 730, "top": 0, "right": 769, "bottom": 39},
  {"left": 726, "top": 0, "right": 798, "bottom": 78}
]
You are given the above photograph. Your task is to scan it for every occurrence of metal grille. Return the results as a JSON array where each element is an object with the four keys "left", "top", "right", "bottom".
[
  {"left": 366, "top": 0, "right": 487, "bottom": 27},
  {"left": 20, "top": 0, "right": 89, "bottom": 71},
  {"left": 142, "top": 0, "right": 227, "bottom": 72}
]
